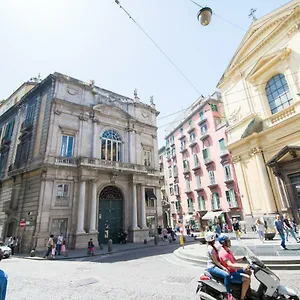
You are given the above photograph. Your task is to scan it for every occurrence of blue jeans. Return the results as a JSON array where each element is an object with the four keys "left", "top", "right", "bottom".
[
  {"left": 230, "top": 269, "right": 246, "bottom": 284},
  {"left": 56, "top": 244, "right": 62, "bottom": 255},
  {"left": 279, "top": 232, "right": 286, "bottom": 249},
  {"left": 208, "top": 266, "right": 231, "bottom": 294},
  {"left": 0, "top": 270, "right": 7, "bottom": 300}
]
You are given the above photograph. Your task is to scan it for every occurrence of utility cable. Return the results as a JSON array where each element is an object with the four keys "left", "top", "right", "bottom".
[{"left": 114, "top": 0, "right": 201, "bottom": 95}]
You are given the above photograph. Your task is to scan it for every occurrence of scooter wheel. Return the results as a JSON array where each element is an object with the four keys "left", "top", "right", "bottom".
[
  {"left": 198, "top": 291, "right": 218, "bottom": 300},
  {"left": 288, "top": 297, "right": 299, "bottom": 300}
]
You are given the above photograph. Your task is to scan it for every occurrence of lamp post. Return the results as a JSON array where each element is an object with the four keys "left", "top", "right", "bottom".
[{"left": 197, "top": 7, "right": 213, "bottom": 26}]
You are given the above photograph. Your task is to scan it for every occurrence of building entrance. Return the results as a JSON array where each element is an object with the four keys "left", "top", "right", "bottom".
[{"left": 98, "top": 186, "right": 123, "bottom": 244}]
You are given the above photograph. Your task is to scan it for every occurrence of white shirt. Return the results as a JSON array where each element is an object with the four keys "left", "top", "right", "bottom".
[{"left": 57, "top": 235, "right": 64, "bottom": 245}]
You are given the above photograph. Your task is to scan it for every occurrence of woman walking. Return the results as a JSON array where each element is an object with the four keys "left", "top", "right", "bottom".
[
  {"left": 255, "top": 219, "right": 265, "bottom": 243},
  {"left": 205, "top": 232, "right": 233, "bottom": 300}
]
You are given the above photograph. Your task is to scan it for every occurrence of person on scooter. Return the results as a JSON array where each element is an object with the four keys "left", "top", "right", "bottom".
[
  {"left": 218, "top": 235, "right": 251, "bottom": 300},
  {"left": 205, "top": 232, "right": 233, "bottom": 300}
]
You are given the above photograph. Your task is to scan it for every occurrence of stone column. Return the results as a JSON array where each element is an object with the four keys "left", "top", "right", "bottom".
[
  {"left": 132, "top": 183, "right": 138, "bottom": 229},
  {"left": 92, "top": 119, "right": 98, "bottom": 158},
  {"left": 89, "top": 181, "right": 98, "bottom": 232},
  {"left": 140, "top": 185, "right": 147, "bottom": 229},
  {"left": 252, "top": 148, "right": 276, "bottom": 213},
  {"left": 77, "top": 181, "right": 86, "bottom": 233},
  {"left": 274, "top": 172, "right": 288, "bottom": 210}
]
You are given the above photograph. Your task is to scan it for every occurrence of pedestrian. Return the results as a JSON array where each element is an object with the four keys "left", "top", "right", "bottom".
[
  {"left": 7, "top": 237, "right": 14, "bottom": 255},
  {"left": 255, "top": 219, "right": 265, "bottom": 243},
  {"left": 274, "top": 215, "right": 287, "bottom": 250},
  {"left": 214, "top": 223, "right": 221, "bottom": 238},
  {"left": 282, "top": 214, "right": 299, "bottom": 243},
  {"left": 292, "top": 218, "right": 297, "bottom": 233},
  {"left": 157, "top": 226, "right": 162, "bottom": 240},
  {"left": 44, "top": 234, "right": 54, "bottom": 258},
  {"left": 56, "top": 233, "right": 64, "bottom": 255},
  {"left": 232, "top": 218, "right": 241, "bottom": 240},
  {"left": 162, "top": 228, "right": 168, "bottom": 241},
  {"left": 51, "top": 244, "right": 56, "bottom": 259},
  {"left": 88, "top": 239, "right": 95, "bottom": 256},
  {"left": 61, "top": 240, "right": 66, "bottom": 256},
  {"left": 0, "top": 249, "right": 7, "bottom": 300}
]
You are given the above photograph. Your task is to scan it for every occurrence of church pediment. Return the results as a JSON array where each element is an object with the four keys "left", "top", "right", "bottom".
[
  {"left": 218, "top": 2, "right": 300, "bottom": 87},
  {"left": 93, "top": 103, "right": 133, "bottom": 121},
  {"left": 246, "top": 48, "right": 291, "bottom": 82},
  {"left": 267, "top": 145, "right": 300, "bottom": 166}
]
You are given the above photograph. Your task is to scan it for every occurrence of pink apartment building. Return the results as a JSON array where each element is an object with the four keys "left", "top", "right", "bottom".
[{"left": 165, "top": 93, "right": 243, "bottom": 230}]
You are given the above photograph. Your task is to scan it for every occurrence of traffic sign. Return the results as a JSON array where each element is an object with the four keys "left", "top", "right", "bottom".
[{"left": 20, "top": 219, "right": 26, "bottom": 228}]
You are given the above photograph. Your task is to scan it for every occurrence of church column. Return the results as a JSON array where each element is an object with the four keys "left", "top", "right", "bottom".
[
  {"left": 89, "top": 181, "right": 98, "bottom": 232},
  {"left": 77, "top": 181, "right": 86, "bottom": 233},
  {"left": 251, "top": 148, "right": 276, "bottom": 213},
  {"left": 92, "top": 118, "right": 99, "bottom": 158},
  {"left": 132, "top": 183, "right": 138, "bottom": 229},
  {"left": 140, "top": 185, "right": 147, "bottom": 229}
]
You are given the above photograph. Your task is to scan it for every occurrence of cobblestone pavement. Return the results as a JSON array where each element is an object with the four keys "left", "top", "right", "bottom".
[{"left": 3, "top": 244, "right": 300, "bottom": 300}]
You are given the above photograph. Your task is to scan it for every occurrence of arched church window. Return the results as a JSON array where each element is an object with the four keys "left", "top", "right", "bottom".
[
  {"left": 265, "top": 74, "right": 293, "bottom": 114},
  {"left": 101, "top": 130, "right": 122, "bottom": 162}
]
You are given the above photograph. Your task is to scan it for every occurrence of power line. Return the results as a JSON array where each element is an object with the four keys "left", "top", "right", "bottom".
[
  {"left": 157, "top": 69, "right": 300, "bottom": 123},
  {"left": 114, "top": 0, "right": 201, "bottom": 95}
]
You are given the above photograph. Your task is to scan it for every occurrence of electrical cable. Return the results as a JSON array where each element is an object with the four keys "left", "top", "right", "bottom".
[{"left": 114, "top": 0, "right": 201, "bottom": 95}]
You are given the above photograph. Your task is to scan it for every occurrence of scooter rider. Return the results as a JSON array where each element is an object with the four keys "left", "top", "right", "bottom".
[
  {"left": 205, "top": 232, "right": 233, "bottom": 300},
  {"left": 218, "top": 235, "right": 251, "bottom": 300}
]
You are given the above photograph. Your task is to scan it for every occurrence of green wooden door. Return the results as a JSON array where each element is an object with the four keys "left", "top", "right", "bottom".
[{"left": 98, "top": 186, "right": 123, "bottom": 244}]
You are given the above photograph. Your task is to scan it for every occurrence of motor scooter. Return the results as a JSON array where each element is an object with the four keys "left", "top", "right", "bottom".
[{"left": 196, "top": 244, "right": 299, "bottom": 299}]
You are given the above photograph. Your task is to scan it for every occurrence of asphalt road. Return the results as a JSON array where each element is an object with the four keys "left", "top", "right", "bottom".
[{"left": 2, "top": 244, "right": 300, "bottom": 300}]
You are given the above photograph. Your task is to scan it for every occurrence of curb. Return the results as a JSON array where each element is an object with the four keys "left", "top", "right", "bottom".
[
  {"left": 173, "top": 247, "right": 300, "bottom": 270},
  {"left": 22, "top": 240, "right": 197, "bottom": 261}
]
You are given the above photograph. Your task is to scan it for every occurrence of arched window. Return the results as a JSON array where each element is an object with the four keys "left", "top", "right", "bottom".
[
  {"left": 101, "top": 130, "right": 122, "bottom": 162},
  {"left": 265, "top": 74, "right": 293, "bottom": 114}
]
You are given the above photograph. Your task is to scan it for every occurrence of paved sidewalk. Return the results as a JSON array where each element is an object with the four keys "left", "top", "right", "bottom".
[{"left": 17, "top": 235, "right": 196, "bottom": 260}]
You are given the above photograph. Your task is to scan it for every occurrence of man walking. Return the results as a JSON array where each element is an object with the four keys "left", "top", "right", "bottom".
[
  {"left": 44, "top": 234, "right": 54, "bottom": 258},
  {"left": 282, "top": 214, "right": 299, "bottom": 243},
  {"left": 274, "top": 215, "right": 287, "bottom": 250},
  {"left": 56, "top": 233, "right": 64, "bottom": 255},
  {"left": 232, "top": 218, "right": 240, "bottom": 240}
]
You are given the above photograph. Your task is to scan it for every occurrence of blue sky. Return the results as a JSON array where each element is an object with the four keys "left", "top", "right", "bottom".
[{"left": 0, "top": 0, "right": 290, "bottom": 145}]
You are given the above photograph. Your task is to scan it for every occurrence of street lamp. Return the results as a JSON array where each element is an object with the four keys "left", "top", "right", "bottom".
[{"left": 197, "top": 7, "right": 213, "bottom": 26}]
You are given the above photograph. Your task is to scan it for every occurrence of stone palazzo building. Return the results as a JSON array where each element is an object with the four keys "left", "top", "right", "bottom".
[
  {"left": 217, "top": 0, "right": 300, "bottom": 226},
  {"left": 0, "top": 73, "right": 162, "bottom": 252}
]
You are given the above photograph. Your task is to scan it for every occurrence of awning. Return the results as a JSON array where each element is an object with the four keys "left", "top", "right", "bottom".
[
  {"left": 145, "top": 189, "right": 157, "bottom": 200},
  {"left": 201, "top": 211, "right": 224, "bottom": 220}
]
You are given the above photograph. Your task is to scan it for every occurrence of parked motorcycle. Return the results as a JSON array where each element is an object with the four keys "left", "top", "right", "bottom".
[{"left": 196, "top": 244, "right": 299, "bottom": 299}]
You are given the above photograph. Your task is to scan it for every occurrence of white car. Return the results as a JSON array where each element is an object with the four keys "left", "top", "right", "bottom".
[{"left": 0, "top": 242, "right": 12, "bottom": 258}]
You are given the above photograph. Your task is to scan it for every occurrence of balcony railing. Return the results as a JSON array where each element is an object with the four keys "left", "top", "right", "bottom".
[
  {"left": 224, "top": 175, "right": 234, "bottom": 184},
  {"left": 204, "top": 157, "right": 213, "bottom": 165},
  {"left": 220, "top": 149, "right": 229, "bottom": 158},
  {"left": 189, "top": 139, "right": 197, "bottom": 148},
  {"left": 180, "top": 146, "right": 188, "bottom": 153},
  {"left": 178, "top": 134, "right": 186, "bottom": 140},
  {"left": 208, "top": 181, "right": 218, "bottom": 188},
  {"left": 200, "top": 131, "right": 210, "bottom": 141}
]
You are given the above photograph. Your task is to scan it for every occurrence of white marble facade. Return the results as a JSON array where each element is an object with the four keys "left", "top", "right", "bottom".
[{"left": 35, "top": 73, "right": 162, "bottom": 249}]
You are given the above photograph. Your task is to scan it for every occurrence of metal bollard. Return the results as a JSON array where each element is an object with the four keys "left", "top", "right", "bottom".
[
  {"left": 30, "top": 249, "right": 36, "bottom": 257},
  {"left": 144, "top": 239, "right": 147, "bottom": 244},
  {"left": 108, "top": 239, "right": 113, "bottom": 253},
  {"left": 154, "top": 235, "right": 158, "bottom": 245},
  {"left": 99, "top": 244, "right": 104, "bottom": 250}
]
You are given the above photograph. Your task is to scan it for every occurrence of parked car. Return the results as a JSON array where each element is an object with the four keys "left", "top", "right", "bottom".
[{"left": 0, "top": 242, "right": 11, "bottom": 258}]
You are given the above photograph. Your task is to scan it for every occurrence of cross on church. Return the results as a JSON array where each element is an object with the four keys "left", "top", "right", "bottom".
[{"left": 249, "top": 8, "right": 257, "bottom": 21}]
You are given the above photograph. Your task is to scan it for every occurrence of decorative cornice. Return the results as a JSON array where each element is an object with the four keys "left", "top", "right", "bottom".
[
  {"left": 249, "top": 147, "right": 262, "bottom": 156},
  {"left": 78, "top": 112, "right": 89, "bottom": 121},
  {"left": 232, "top": 156, "right": 241, "bottom": 164}
]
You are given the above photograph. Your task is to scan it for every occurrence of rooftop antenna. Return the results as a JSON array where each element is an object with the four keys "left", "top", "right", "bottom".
[{"left": 249, "top": 8, "right": 257, "bottom": 22}]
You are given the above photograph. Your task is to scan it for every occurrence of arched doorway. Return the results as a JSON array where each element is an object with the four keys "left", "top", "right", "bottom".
[{"left": 98, "top": 185, "right": 123, "bottom": 244}]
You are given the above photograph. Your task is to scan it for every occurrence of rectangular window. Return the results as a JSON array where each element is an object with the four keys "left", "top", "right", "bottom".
[
  {"left": 55, "top": 184, "right": 70, "bottom": 207},
  {"left": 166, "top": 140, "right": 170, "bottom": 148},
  {"left": 60, "top": 135, "right": 74, "bottom": 157},
  {"left": 202, "top": 148, "right": 210, "bottom": 160},
  {"left": 197, "top": 196, "right": 205, "bottom": 211},
  {"left": 169, "top": 185, "right": 174, "bottom": 196},
  {"left": 226, "top": 189, "right": 237, "bottom": 208},
  {"left": 219, "top": 138, "right": 226, "bottom": 150},
  {"left": 185, "top": 178, "right": 191, "bottom": 192},
  {"left": 171, "top": 147, "right": 176, "bottom": 157},
  {"left": 181, "top": 139, "right": 186, "bottom": 149},
  {"left": 215, "top": 117, "right": 222, "bottom": 127},
  {"left": 211, "top": 104, "right": 218, "bottom": 112},
  {"left": 187, "top": 198, "right": 194, "bottom": 211},
  {"left": 173, "top": 165, "right": 178, "bottom": 177},
  {"left": 25, "top": 103, "right": 35, "bottom": 124},
  {"left": 190, "top": 132, "right": 195, "bottom": 142},
  {"left": 183, "top": 160, "right": 189, "bottom": 169},
  {"left": 168, "top": 167, "right": 172, "bottom": 178},
  {"left": 188, "top": 119, "right": 192, "bottom": 126},
  {"left": 145, "top": 188, "right": 155, "bottom": 207},
  {"left": 0, "top": 127, "right": 3, "bottom": 141},
  {"left": 4, "top": 119, "right": 15, "bottom": 140},
  {"left": 201, "top": 124, "right": 207, "bottom": 134},
  {"left": 166, "top": 149, "right": 171, "bottom": 159},
  {"left": 175, "top": 201, "right": 181, "bottom": 211},
  {"left": 0, "top": 151, "right": 9, "bottom": 178},
  {"left": 199, "top": 110, "right": 204, "bottom": 120},
  {"left": 174, "top": 184, "right": 179, "bottom": 195},
  {"left": 224, "top": 165, "right": 232, "bottom": 180},
  {"left": 180, "top": 127, "right": 183, "bottom": 134},
  {"left": 170, "top": 135, "right": 174, "bottom": 144},
  {"left": 193, "top": 154, "right": 199, "bottom": 167},
  {"left": 143, "top": 150, "right": 152, "bottom": 167},
  {"left": 212, "top": 192, "right": 220, "bottom": 210},
  {"left": 196, "top": 176, "right": 201, "bottom": 189},
  {"left": 209, "top": 171, "right": 215, "bottom": 185}
]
